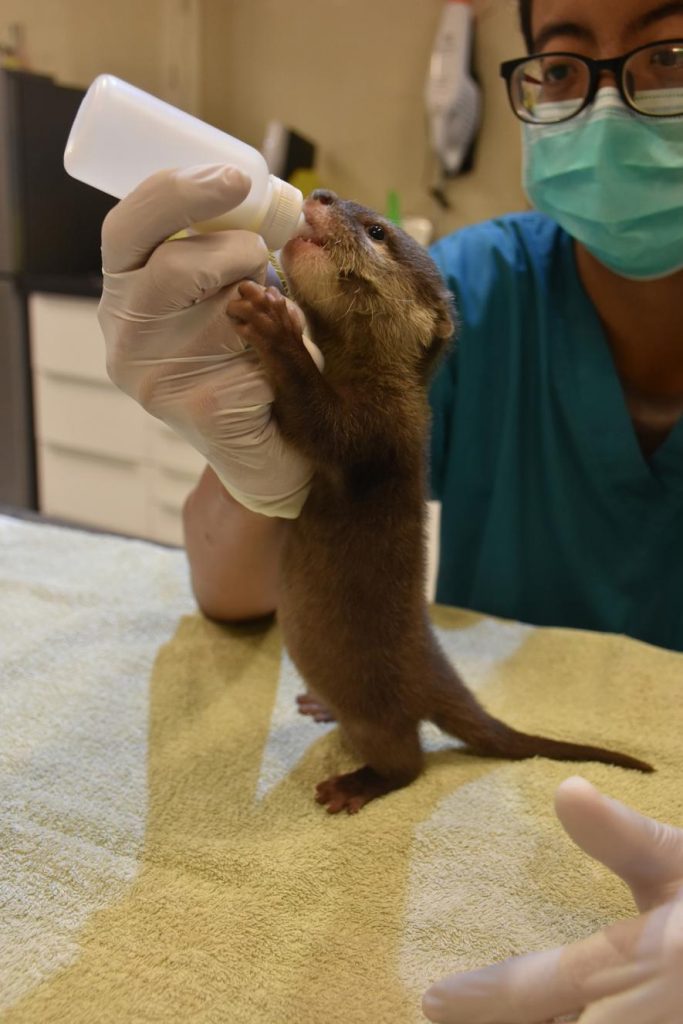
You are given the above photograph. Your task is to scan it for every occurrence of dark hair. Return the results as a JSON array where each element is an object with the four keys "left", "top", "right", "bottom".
[{"left": 519, "top": 0, "right": 534, "bottom": 52}]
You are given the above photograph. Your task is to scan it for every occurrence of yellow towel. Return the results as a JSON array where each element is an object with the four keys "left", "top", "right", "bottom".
[{"left": 1, "top": 514, "right": 680, "bottom": 1024}]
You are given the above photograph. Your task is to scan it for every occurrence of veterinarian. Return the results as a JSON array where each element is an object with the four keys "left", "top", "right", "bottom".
[{"left": 97, "top": 0, "right": 682, "bottom": 1018}]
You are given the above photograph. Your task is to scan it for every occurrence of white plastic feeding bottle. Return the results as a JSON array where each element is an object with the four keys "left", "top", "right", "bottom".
[{"left": 64, "top": 74, "right": 305, "bottom": 250}]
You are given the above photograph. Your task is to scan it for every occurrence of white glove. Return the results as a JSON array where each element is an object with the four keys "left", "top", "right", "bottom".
[
  {"left": 423, "top": 776, "right": 683, "bottom": 1023},
  {"left": 98, "top": 163, "right": 318, "bottom": 519}
]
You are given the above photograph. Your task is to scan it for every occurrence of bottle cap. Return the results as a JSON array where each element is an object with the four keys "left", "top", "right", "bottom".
[{"left": 261, "top": 177, "right": 304, "bottom": 250}]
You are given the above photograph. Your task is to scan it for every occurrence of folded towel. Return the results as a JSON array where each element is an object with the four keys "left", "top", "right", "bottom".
[{"left": 1, "top": 513, "right": 679, "bottom": 1023}]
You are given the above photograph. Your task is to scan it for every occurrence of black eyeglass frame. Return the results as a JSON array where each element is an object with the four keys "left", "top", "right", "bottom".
[{"left": 500, "top": 37, "right": 683, "bottom": 123}]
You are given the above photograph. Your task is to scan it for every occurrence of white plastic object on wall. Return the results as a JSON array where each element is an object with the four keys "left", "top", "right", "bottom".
[{"left": 424, "top": 0, "right": 482, "bottom": 176}]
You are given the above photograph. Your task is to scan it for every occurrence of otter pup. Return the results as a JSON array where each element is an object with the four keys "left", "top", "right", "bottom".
[{"left": 226, "top": 190, "right": 652, "bottom": 814}]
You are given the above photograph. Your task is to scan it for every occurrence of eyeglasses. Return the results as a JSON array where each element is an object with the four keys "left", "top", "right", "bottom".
[{"left": 500, "top": 38, "right": 683, "bottom": 124}]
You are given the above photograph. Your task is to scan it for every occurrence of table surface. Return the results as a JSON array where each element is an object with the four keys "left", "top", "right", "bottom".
[{"left": 1, "top": 510, "right": 679, "bottom": 1024}]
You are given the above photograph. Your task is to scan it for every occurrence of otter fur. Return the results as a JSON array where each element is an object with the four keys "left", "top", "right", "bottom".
[{"left": 227, "top": 190, "right": 653, "bottom": 814}]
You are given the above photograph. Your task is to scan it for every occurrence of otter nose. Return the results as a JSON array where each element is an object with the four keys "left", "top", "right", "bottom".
[{"left": 311, "top": 189, "right": 337, "bottom": 205}]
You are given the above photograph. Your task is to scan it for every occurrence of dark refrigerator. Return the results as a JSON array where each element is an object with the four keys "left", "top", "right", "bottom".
[{"left": 0, "top": 68, "right": 116, "bottom": 507}]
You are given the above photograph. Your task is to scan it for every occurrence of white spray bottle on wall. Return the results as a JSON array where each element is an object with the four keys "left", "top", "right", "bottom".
[{"left": 425, "top": 0, "right": 482, "bottom": 180}]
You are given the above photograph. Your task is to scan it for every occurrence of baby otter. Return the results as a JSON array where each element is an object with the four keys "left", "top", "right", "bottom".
[{"left": 227, "top": 190, "right": 652, "bottom": 814}]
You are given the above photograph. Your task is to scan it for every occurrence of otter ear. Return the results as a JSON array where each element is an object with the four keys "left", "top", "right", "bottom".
[
  {"left": 419, "top": 294, "right": 456, "bottom": 346},
  {"left": 435, "top": 303, "right": 456, "bottom": 339},
  {"left": 419, "top": 299, "right": 455, "bottom": 377}
]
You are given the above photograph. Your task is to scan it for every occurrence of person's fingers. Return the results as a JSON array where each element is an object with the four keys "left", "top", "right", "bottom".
[
  {"left": 100, "top": 231, "right": 268, "bottom": 325},
  {"left": 554, "top": 777, "right": 683, "bottom": 911},
  {"left": 101, "top": 164, "right": 251, "bottom": 273},
  {"left": 422, "top": 914, "right": 653, "bottom": 1024},
  {"left": 577, "top": 977, "right": 669, "bottom": 1024},
  {"left": 141, "top": 231, "right": 268, "bottom": 311}
]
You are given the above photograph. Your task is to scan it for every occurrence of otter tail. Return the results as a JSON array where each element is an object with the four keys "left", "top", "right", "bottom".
[{"left": 429, "top": 671, "right": 653, "bottom": 774}]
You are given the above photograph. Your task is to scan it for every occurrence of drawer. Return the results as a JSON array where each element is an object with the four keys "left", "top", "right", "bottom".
[
  {"left": 148, "top": 464, "right": 200, "bottom": 546},
  {"left": 36, "top": 443, "right": 150, "bottom": 537},
  {"left": 33, "top": 371, "right": 148, "bottom": 461},
  {"left": 149, "top": 503, "right": 185, "bottom": 547},
  {"left": 29, "top": 293, "right": 108, "bottom": 383},
  {"left": 150, "top": 463, "right": 200, "bottom": 513},
  {"left": 149, "top": 421, "right": 207, "bottom": 475}
]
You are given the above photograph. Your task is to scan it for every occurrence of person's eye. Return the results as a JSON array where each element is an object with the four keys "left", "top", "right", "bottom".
[
  {"left": 650, "top": 46, "right": 683, "bottom": 68},
  {"left": 367, "top": 224, "right": 386, "bottom": 241},
  {"left": 543, "top": 61, "right": 574, "bottom": 84}
]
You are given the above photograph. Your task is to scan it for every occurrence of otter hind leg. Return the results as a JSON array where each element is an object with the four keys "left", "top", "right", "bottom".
[{"left": 315, "top": 718, "right": 423, "bottom": 814}]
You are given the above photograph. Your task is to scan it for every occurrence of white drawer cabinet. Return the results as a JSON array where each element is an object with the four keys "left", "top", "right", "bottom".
[
  {"left": 28, "top": 293, "right": 203, "bottom": 545},
  {"left": 36, "top": 443, "right": 150, "bottom": 536},
  {"left": 33, "top": 371, "right": 149, "bottom": 460},
  {"left": 30, "top": 291, "right": 110, "bottom": 382}
]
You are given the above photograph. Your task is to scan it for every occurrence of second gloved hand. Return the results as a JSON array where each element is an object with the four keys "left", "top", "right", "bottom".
[
  {"left": 98, "top": 163, "right": 320, "bottom": 519},
  {"left": 423, "top": 776, "right": 683, "bottom": 1024}
]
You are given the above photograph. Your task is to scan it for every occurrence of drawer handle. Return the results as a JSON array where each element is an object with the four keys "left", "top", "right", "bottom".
[
  {"left": 40, "top": 370, "right": 111, "bottom": 389},
  {"left": 44, "top": 442, "right": 136, "bottom": 469},
  {"left": 158, "top": 500, "right": 183, "bottom": 514}
]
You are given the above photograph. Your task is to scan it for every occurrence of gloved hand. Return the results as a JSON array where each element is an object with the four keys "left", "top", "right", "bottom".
[
  {"left": 98, "top": 163, "right": 319, "bottom": 519},
  {"left": 423, "top": 776, "right": 683, "bottom": 1023}
]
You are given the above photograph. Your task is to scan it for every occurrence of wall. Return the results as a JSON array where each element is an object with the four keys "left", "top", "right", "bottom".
[
  {"left": 200, "top": 0, "right": 528, "bottom": 237},
  {"left": 0, "top": 0, "right": 528, "bottom": 237},
  {"left": 0, "top": 0, "right": 200, "bottom": 111}
]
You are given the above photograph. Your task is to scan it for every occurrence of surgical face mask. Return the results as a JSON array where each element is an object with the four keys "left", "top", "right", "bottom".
[{"left": 522, "top": 88, "right": 683, "bottom": 280}]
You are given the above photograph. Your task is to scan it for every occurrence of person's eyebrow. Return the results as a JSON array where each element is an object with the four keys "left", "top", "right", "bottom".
[
  {"left": 629, "top": 1, "right": 683, "bottom": 34},
  {"left": 532, "top": 21, "right": 594, "bottom": 54},
  {"left": 532, "top": 2, "right": 683, "bottom": 54}
]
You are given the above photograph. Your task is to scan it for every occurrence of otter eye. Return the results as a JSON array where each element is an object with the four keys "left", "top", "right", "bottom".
[{"left": 367, "top": 224, "right": 386, "bottom": 241}]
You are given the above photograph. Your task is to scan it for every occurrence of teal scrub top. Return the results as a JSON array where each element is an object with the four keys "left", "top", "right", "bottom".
[{"left": 428, "top": 212, "right": 683, "bottom": 652}]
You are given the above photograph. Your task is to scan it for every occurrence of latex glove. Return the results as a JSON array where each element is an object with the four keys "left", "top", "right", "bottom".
[
  {"left": 98, "top": 164, "right": 319, "bottom": 519},
  {"left": 423, "top": 776, "right": 683, "bottom": 1023}
]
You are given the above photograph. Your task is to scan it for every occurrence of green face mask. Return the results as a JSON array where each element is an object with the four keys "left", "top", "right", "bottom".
[{"left": 523, "top": 89, "right": 683, "bottom": 280}]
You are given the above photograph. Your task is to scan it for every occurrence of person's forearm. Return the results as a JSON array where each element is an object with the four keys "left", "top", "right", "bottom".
[{"left": 182, "top": 465, "right": 288, "bottom": 621}]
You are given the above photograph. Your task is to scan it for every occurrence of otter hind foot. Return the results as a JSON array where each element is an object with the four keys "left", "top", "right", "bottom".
[
  {"left": 315, "top": 766, "right": 397, "bottom": 814},
  {"left": 296, "top": 691, "right": 336, "bottom": 723}
]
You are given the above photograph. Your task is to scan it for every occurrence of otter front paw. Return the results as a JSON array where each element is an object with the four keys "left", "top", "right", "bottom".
[{"left": 227, "top": 281, "right": 304, "bottom": 360}]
